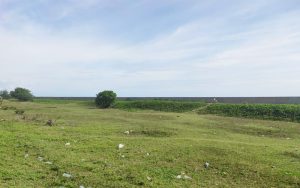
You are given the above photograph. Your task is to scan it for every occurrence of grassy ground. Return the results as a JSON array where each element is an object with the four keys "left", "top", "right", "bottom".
[{"left": 0, "top": 100, "right": 299, "bottom": 187}]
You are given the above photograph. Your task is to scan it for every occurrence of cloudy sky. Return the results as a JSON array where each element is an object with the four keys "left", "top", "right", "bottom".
[{"left": 0, "top": 0, "right": 300, "bottom": 97}]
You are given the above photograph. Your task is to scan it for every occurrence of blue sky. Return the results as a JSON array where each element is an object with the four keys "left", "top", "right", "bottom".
[{"left": 0, "top": 0, "right": 300, "bottom": 97}]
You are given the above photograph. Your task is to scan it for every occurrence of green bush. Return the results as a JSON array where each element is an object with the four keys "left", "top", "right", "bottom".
[
  {"left": 114, "top": 100, "right": 206, "bottom": 112},
  {"left": 0, "top": 90, "right": 10, "bottom": 99},
  {"left": 198, "top": 103, "right": 300, "bottom": 122},
  {"left": 95, "top": 90, "right": 117, "bottom": 108},
  {"left": 10, "top": 87, "right": 34, "bottom": 101}
]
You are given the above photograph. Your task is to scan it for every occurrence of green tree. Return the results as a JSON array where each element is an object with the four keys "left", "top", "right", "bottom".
[
  {"left": 10, "top": 87, "right": 34, "bottom": 101},
  {"left": 0, "top": 90, "right": 10, "bottom": 99},
  {"left": 95, "top": 90, "right": 117, "bottom": 108}
]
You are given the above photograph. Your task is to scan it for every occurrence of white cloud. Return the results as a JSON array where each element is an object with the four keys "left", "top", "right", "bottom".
[{"left": 0, "top": 1, "right": 300, "bottom": 96}]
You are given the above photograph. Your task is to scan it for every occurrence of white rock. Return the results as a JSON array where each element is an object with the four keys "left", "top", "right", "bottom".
[
  {"left": 183, "top": 175, "right": 192, "bottom": 180},
  {"left": 37, "top": 156, "right": 43, "bottom": 161},
  {"left": 204, "top": 162, "right": 209, "bottom": 168},
  {"left": 121, "top": 155, "right": 125, "bottom": 158},
  {"left": 118, "top": 144, "right": 125, "bottom": 149},
  {"left": 147, "top": 176, "right": 152, "bottom": 181},
  {"left": 24, "top": 154, "right": 29, "bottom": 158},
  {"left": 45, "top": 161, "right": 53, "bottom": 165},
  {"left": 124, "top": 131, "right": 130, "bottom": 134},
  {"left": 79, "top": 186, "right": 85, "bottom": 188},
  {"left": 146, "top": 153, "right": 150, "bottom": 156},
  {"left": 176, "top": 172, "right": 192, "bottom": 180},
  {"left": 62, "top": 173, "right": 72, "bottom": 178},
  {"left": 65, "top": 142, "right": 71, "bottom": 146}
]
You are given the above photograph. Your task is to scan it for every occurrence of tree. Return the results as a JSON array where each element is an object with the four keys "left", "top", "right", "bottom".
[
  {"left": 0, "top": 90, "right": 10, "bottom": 99},
  {"left": 10, "top": 87, "right": 34, "bottom": 101},
  {"left": 95, "top": 90, "right": 117, "bottom": 108}
]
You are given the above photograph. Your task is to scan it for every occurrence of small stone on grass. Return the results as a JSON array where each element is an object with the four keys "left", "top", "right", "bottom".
[
  {"left": 62, "top": 173, "right": 72, "bottom": 178},
  {"left": 118, "top": 144, "right": 125, "bottom": 149}
]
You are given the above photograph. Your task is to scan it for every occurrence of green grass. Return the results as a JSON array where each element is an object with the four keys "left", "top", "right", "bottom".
[{"left": 0, "top": 99, "right": 299, "bottom": 187}]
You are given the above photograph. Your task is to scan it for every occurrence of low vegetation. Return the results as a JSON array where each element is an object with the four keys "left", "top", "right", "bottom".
[
  {"left": 198, "top": 103, "right": 300, "bottom": 122},
  {"left": 114, "top": 100, "right": 206, "bottom": 112}
]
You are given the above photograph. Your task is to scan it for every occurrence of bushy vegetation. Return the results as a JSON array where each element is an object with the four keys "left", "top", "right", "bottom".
[
  {"left": 0, "top": 90, "right": 11, "bottom": 99},
  {"left": 10, "top": 87, "right": 34, "bottom": 101},
  {"left": 114, "top": 100, "right": 206, "bottom": 112},
  {"left": 198, "top": 103, "right": 300, "bottom": 122},
  {"left": 95, "top": 90, "right": 117, "bottom": 108}
]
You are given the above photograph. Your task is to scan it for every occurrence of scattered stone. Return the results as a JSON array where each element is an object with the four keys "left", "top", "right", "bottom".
[
  {"left": 0, "top": 119, "right": 5, "bottom": 121},
  {"left": 286, "top": 137, "right": 291, "bottom": 140},
  {"left": 176, "top": 172, "right": 192, "bottom": 180},
  {"left": 118, "top": 144, "right": 125, "bottom": 149},
  {"left": 62, "top": 173, "right": 72, "bottom": 178},
  {"left": 37, "top": 156, "right": 44, "bottom": 161},
  {"left": 124, "top": 131, "right": 130, "bottom": 134},
  {"left": 46, "top": 120, "right": 54, "bottom": 126},
  {"left": 24, "top": 154, "right": 29, "bottom": 158},
  {"left": 45, "top": 161, "right": 53, "bottom": 165},
  {"left": 204, "top": 162, "right": 209, "bottom": 168},
  {"left": 65, "top": 142, "right": 71, "bottom": 146},
  {"left": 146, "top": 153, "right": 150, "bottom": 156},
  {"left": 147, "top": 176, "right": 152, "bottom": 181},
  {"left": 79, "top": 186, "right": 85, "bottom": 188},
  {"left": 121, "top": 155, "right": 125, "bottom": 158},
  {"left": 183, "top": 174, "right": 192, "bottom": 180}
]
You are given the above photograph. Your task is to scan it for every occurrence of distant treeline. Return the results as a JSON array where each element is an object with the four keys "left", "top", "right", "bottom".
[
  {"left": 198, "top": 103, "right": 300, "bottom": 122},
  {"left": 34, "top": 97, "right": 300, "bottom": 104}
]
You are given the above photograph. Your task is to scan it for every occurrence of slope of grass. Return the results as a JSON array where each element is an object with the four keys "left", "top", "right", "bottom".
[{"left": 0, "top": 99, "right": 299, "bottom": 187}]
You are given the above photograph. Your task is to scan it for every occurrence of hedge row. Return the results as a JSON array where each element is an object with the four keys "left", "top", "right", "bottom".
[
  {"left": 113, "top": 100, "right": 206, "bottom": 112},
  {"left": 198, "top": 103, "right": 300, "bottom": 122}
]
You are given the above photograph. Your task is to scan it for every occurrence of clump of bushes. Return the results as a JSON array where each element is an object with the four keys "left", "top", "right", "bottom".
[
  {"left": 0, "top": 90, "right": 10, "bottom": 99},
  {"left": 95, "top": 90, "right": 117, "bottom": 108},
  {"left": 198, "top": 103, "right": 300, "bottom": 122},
  {"left": 10, "top": 87, "right": 34, "bottom": 101},
  {"left": 114, "top": 100, "right": 206, "bottom": 112},
  {"left": 0, "top": 88, "right": 34, "bottom": 101},
  {"left": 15, "top": 110, "right": 25, "bottom": 115}
]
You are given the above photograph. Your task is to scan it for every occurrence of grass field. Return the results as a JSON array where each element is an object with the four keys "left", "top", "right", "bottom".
[{"left": 0, "top": 100, "right": 299, "bottom": 187}]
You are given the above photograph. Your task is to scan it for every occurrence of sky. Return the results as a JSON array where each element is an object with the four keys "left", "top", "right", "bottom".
[{"left": 0, "top": 0, "right": 300, "bottom": 97}]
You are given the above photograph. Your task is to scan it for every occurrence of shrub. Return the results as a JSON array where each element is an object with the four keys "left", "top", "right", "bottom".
[
  {"left": 95, "top": 90, "right": 117, "bottom": 108},
  {"left": 10, "top": 87, "right": 34, "bottom": 101},
  {"left": 0, "top": 90, "right": 10, "bottom": 99},
  {"left": 114, "top": 100, "right": 206, "bottom": 112},
  {"left": 15, "top": 109, "right": 25, "bottom": 115},
  {"left": 198, "top": 103, "right": 300, "bottom": 122}
]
